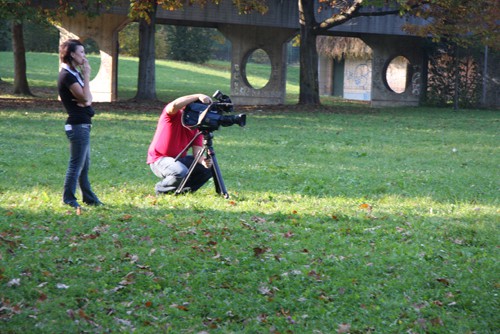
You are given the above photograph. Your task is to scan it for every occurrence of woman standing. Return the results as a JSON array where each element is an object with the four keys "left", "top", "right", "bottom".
[{"left": 58, "top": 39, "right": 102, "bottom": 213}]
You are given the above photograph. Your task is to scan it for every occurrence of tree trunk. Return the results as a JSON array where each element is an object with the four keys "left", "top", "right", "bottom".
[
  {"left": 12, "top": 20, "right": 33, "bottom": 96},
  {"left": 298, "top": 0, "right": 320, "bottom": 105},
  {"left": 134, "top": 3, "right": 157, "bottom": 101},
  {"left": 453, "top": 45, "right": 459, "bottom": 110}
]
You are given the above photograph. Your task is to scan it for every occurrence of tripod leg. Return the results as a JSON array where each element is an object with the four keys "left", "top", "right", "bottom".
[
  {"left": 207, "top": 147, "right": 229, "bottom": 199},
  {"left": 175, "top": 147, "right": 206, "bottom": 195}
]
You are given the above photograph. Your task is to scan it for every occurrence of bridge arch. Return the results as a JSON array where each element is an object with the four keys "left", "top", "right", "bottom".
[
  {"left": 243, "top": 48, "right": 272, "bottom": 89},
  {"left": 362, "top": 35, "right": 427, "bottom": 107},
  {"left": 219, "top": 24, "right": 296, "bottom": 105},
  {"left": 51, "top": 1, "right": 430, "bottom": 106},
  {"left": 55, "top": 13, "right": 130, "bottom": 102}
]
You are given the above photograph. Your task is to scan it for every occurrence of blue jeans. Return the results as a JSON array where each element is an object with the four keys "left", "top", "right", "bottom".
[
  {"left": 63, "top": 124, "right": 100, "bottom": 207},
  {"left": 150, "top": 156, "right": 212, "bottom": 193}
]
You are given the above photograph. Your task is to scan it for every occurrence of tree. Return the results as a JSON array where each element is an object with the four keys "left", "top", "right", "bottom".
[
  {"left": 11, "top": 20, "right": 32, "bottom": 95},
  {"left": 166, "top": 26, "right": 215, "bottom": 63},
  {"left": 404, "top": 0, "right": 499, "bottom": 51},
  {"left": 128, "top": 0, "right": 268, "bottom": 101},
  {"left": 297, "top": 0, "right": 429, "bottom": 105},
  {"left": 0, "top": 0, "right": 101, "bottom": 96},
  {"left": 403, "top": 0, "right": 499, "bottom": 109},
  {"left": 298, "top": 0, "right": 500, "bottom": 105},
  {"left": 0, "top": 0, "right": 37, "bottom": 96},
  {"left": 99, "top": 0, "right": 500, "bottom": 105},
  {"left": 134, "top": 1, "right": 158, "bottom": 101},
  {"left": 118, "top": 23, "right": 167, "bottom": 58}
]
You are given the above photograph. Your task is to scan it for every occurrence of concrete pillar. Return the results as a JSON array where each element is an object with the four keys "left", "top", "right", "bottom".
[
  {"left": 219, "top": 24, "right": 297, "bottom": 105},
  {"left": 56, "top": 13, "right": 129, "bottom": 102},
  {"left": 362, "top": 36, "right": 426, "bottom": 107},
  {"left": 318, "top": 54, "right": 333, "bottom": 95}
]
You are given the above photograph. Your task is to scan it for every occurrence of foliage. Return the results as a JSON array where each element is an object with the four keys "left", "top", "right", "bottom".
[
  {"left": 165, "top": 26, "right": 215, "bottom": 63},
  {"left": 0, "top": 18, "right": 9, "bottom": 50},
  {"left": 405, "top": 0, "right": 500, "bottom": 51},
  {"left": 0, "top": 104, "right": 498, "bottom": 333},
  {"left": 129, "top": 0, "right": 268, "bottom": 23},
  {"left": 426, "top": 44, "right": 482, "bottom": 108},
  {"left": 296, "top": 0, "right": 416, "bottom": 105},
  {"left": 22, "top": 21, "right": 59, "bottom": 53},
  {"left": 39, "top": 0, "right": 117, "bottom": 21},
  {"left": 316, "top": 36, "right": 372, "bottom": 60},
  {"left": 118, "top": 22, "right": 168, "bottom": 59},
  {"left": 0, "top": 0, "right": 37, "bottom": 20},
  {"left": 297, "top": 0, "right": 499, "bottom": 105}
]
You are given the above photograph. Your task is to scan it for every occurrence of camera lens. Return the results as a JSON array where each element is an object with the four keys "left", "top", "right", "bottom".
[{"left": 219, "top": 114, "right": 246, "bottom": 127}]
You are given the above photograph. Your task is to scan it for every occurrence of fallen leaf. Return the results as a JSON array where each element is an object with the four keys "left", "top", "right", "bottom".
[
  {"left": 7, "top": 278, "right": 20, "bottom": 287},
  {"left": 241, "top": 222, "right": 256, "bottom": 230},
  {"left": 337, "top": 323, "right": 351, "bottom": 333},
  {"left": 412, "top": 302, "right": 428, "bottom": 310},
  {"left": 119, "top": 214, "right": 133, "bottom": 221},
  {"left": 257, "top": 313, "right": 268, "bottom": 323},
  {"left": 78, "top": 309, "right": 90, "bottom": 320},
  {"left": 436, "top": 278, "right": 450, "bottom": 286},
  {"left": 308, "top": 270, "right": 322, "bottom": 281},
  {"left": 431, "top": 317, "right": 444, "bottom": 326},
  {"left": 415, "top": 318, "right": 427, "bottom": 329},
  {"left": 253, "top": 247, "right": 269, "bottom": 257},
  {"left": 38, "top": 292, "right": 48, "bottom": 302},
  {"left": 251, "top": 216, "right": 267, "bottom": 223},
  {"left": 170, "top": 304, "right": 189, "bottom": 311},
  {"left": 114, "top": 317, "right": 133, "bottom": 327},
  {"left": 119, "top": 272, "right": 136, "bottom": 285},
  {"left": 67, "top": 309, "right": 75, "bottom": 320},
  {"left": 258, "top": 285, "right": 272, "bottom": 295}
]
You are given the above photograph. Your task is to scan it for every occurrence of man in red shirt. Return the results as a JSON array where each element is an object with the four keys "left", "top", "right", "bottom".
[{"left": 147, "top": 94, "right": 213, "bottom": 194}]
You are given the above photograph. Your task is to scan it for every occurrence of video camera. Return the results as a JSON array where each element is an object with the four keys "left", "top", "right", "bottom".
[{"left": 182, "top": 90, "right": 246, "bottom": 132}]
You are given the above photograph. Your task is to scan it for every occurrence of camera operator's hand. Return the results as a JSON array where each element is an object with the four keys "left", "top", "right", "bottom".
[
  {"left": 202, "top": 157, "right": 213, "bottom": 169},
  {"left": 198, "top": 94, "right": 212, "bottom": 104},
  {"left": 167, "top": 93, "right": 212, "bottom": 115}
]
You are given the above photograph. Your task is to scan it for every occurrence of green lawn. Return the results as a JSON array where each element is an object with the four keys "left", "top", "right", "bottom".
[
  {"left": 0, "top": 52, "right": 499, "bottom": 333},
  {"left": 0, "top": 52, "right": 300, "bottom": 103}
]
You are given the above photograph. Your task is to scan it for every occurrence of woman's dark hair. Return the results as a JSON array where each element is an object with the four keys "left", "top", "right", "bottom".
[{"left": 59, "top": 39, "right": 83, "bottom": 64}]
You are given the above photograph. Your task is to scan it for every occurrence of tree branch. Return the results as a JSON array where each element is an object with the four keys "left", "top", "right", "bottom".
[{"left": 318, "top": 1, "right": 428, "bottom": 33}]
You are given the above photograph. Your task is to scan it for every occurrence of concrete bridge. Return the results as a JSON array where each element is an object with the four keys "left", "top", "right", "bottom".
[{"left": 47, "top": 0, "right": 428, "bottom": 106}]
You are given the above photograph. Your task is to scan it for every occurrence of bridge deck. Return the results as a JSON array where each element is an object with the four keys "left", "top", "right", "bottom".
[{"left": 100, "top": 0, "right": 424, "bottom": 37}]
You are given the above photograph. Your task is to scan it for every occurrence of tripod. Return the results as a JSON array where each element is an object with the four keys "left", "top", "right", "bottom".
[{"left": 174, "top": 130, "right": 229, "bottom": 199}]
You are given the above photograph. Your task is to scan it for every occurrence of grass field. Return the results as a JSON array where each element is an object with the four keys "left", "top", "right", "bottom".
[
  {"left": 0, "top": 52, "right": 300, "bottom": 103},
  {"left": 0, "top": 52, "right": 499, "bottom": 333}
]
